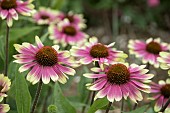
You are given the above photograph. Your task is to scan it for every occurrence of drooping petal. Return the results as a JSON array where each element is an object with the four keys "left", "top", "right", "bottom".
[
  {"left": 95, "top": 83, "right": 110, "bottom": 100},
  {"left": 0, "top": 10, "right": 8, "bottom": 19},
  {"left": 83, "top": 73, "right": 106, "bottom": 78},
  {"left": 154, "top": 96, "right": 164, "bottom": 112},
  {"left": 88, "top": 78, "right": 107, "bottom": 90}
]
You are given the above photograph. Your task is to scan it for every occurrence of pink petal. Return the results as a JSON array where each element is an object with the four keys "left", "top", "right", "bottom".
[
  {"left": 154, "top": 96, "right": 164, "bottom": 111},
  {"left": 19, "top": 62, "right": 37, "bottom": 72},
  {"left": 0, "top": 10, "right": 8, "bottom": 19},
  {"left": 120, "top": 84, "right": 129, "bottom": 99},
  {"left": 95, "top": 83, "right": 110, "bottom": 99},
  {"left": 47, "top": 67, "right": 58, "bottom": 82},
  {"left": 89, "top": 78, "right": 107, "bottom": 90},
  {"left": 56, "top": 64, "right": 75, "bottom": 75},
  {"left": 7, "top": 15, "right": 13, "bottom": 27},
  {"left": 42, "top": 67, "right": 50, "bottom": 84},
  {"left": 9, "top": 9, "right": 17, "bottom": 15},
  {"left": 83, "top": 73, "right": 106, "bottom": 78}
]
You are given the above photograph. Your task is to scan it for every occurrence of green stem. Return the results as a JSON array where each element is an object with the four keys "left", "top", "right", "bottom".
[
  {"left": 4, "top": 24, "right": 10, "bottom": 104},
  {"left": 105, "top": 102, "right": 112, "bottom": 113},
  {"left": 146, "top": 63, "right": 150, "bottom": 70},
  {"left": 90, "top": 61, "right": 99, "bottom": 105},
  {"left": 121, "top": 98, "right": 124, "bottom": 113},
  {"left": 30, "top": 80, "right": 43, "bottom": 113},
  {"left": 90, "top": 78, "right": 96, "bottom": 106},
  {"left": 133, "top": 102, "right": 138, "bottom": 110},
  {"left": 4, "top": 24, "right": 9, "bottom": 77},
  {"left": 81, "top": 91, "right": 91, "bottom": 113}
]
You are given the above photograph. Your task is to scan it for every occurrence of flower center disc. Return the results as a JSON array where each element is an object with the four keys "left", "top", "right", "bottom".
[
  {"left": 1, "top": 0, "right": 17, "bottom": 10},
  {"left": 63, "top": 26, "right": 77, "bottom": 36},
  {"left": 146, "top": 41, "right": 161, "bottom": 54},
  {"left": 90, "top": 44, "right": 109, "bottom": 58},
  {"left": 41, "top": 15, "right": 49, "bottom": 20},
  {"left": 35, "top": 46, "right": 58, "bottom": 66},
  {"left": 65, "top": 15, "right": 74, "bottom": 23},
  {"left": 161, "top": 84, "right": 170, "bottom": 98},
  {"left": 106, "top": 64, "right": 130, "bottom": 85}
]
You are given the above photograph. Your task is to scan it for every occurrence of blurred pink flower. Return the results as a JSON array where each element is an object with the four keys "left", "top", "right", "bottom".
[
  {"left": 128, "top": 38, "right": 169, "bottom": 68},
  {"left": 33, "top": 7, "right": 58, "bottom": 25},
  {"left": 0, "top": 0, "right": 35, "bottom": 27},
  {"left": 147, "top": 0, "right": 160, "bottom": 7},
  {"left": 56, "top": 11, "right": 86, "bottom": 29},
  {"left": 49, "top": 19, "right": 88, "bottom": 47}
]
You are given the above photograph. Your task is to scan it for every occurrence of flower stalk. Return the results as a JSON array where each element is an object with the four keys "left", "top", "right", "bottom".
[
  {"left": 121, "top": 98, "right": 124, "bottom": 113},
  {"left": 4, "top": 24, "right": 9, "bottom": 77},
  {"left": 30, "top": 80, "right": 43, "bottom": 113},
  {"left": 90, "top": 61, "right": 99, "bottom": 105},
  {"left": 105, "top": 102, "right": 112, "bottom": 113}
]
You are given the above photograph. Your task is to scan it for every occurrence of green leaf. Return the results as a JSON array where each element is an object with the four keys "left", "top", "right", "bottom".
[
  {"left": 51, "top": 0, "right": 65, "bottom": 9},
  {"left": 87, "top": 97, "right": 109, "bottom": 113},
  {"left": 9, "top": 27, "right": 40, "bottom": 41},
  {"left": 124, "top": 105, "right": 148, "bottom": 113},
  {"left": 52, "top": 83, "right": 76, "bottom": 113},
  {"left": 15, "top": 66, "right": 31, "bottom": 113},
  {"left": 40, "top": 32, "right": 49, "bottom": 43}
]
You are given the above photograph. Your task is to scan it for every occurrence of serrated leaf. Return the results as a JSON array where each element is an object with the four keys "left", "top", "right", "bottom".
[
  {"left": 9, "top": 27, "right": 40, "bottom": 41},
  {"left": 52, "top": 83, "right": 76, "bottom": 113},
  {"left": 124, "top": 105, "right": 148, "bottom": 113},
  {"left": 87, "top": 97, "right": 109, "bottom": 113},
  {"left": 15, "top": 66, "right": 31, "bottom": 113}
]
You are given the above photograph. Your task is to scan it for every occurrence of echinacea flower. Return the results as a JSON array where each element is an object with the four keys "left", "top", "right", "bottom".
[
  {"left": 71, "top": 37, "right": 128, "bottom": 66},
  {"left": 49, "top": 19, "right": 88, "bottom": 47},
  {"left": 33, "top": 7, "right": 58, "bottom": 25},
  {"left": 84, "top": 63, "right": 153, "bottom": 103},
  {"left": 157, "top": 52, "right": 170, "bottom": 75},
  {"left": 56, "top": 11, "right": 86, "bottom": 29},
  {"left": 0, "top": 0, "right": 34, "bottom": 27},
  {"left": 150, "top": 79, "right": 170, "bottom": 112},
  {"left": 0, "top": 74, "right": 11, "bottom": 102},
  {"left": 0, "top": 104, "right": 10, "bottom": 113},
  {"left": 147, "top": 0, "right": 160, "bottom": 7},
  {"left": 128, "top": 38, "right": 169, "bottom": 68},
  {"left": 13, "top": 36, "right": 76, "bottom": 84}
]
